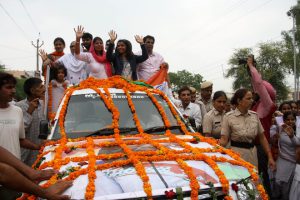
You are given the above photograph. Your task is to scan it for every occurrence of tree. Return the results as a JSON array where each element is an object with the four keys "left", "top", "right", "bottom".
[
  {"left": 168, "top": 70, "right": 203, "bottom": 91},
  {"left": 15, "top": 78, "right": 26, "bottom": 101},
  {"left": 0, "top": 64, "right": 26, "bottom": 100},
  {"left": 225, "top": 42, "right": 289, "bottom": 101}
]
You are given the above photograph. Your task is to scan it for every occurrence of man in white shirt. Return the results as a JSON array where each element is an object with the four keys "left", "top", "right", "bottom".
[
  {"left": 176, "top": 86, "right": 202, "bottom": 130},
  {"left": 0, "top": 72, "right": 43, "bottom": 199},
  {"left": 137, "top": 35, "right": 168, "bottom": 81}
]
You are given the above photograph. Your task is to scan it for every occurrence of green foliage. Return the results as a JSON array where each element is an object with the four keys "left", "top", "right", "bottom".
[
  {"left": 225, "top": 42, "right": 290, "bottom": 101},
  {"left": 0, "top": 64, "right": 26, "bottom": 100},
  {"left": 15, "top": 78, "right": 26, "bottom": 101},
  {"left": 168, "top": 70, "right": 203, "bottom": 91},
  {"left": 0, "top": 64, "right": 5, "bottom": 72}
]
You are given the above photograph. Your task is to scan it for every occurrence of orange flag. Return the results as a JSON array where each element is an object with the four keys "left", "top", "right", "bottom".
[{"left": 146, "top": 64, "right": 169, "bottom": 93}]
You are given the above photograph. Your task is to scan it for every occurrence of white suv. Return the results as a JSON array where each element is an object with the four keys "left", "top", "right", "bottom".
[{"left": 32, "top": 78, "right": 265, "bottom": 200}]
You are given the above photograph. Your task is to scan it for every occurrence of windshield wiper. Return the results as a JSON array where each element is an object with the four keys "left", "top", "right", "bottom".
[
  {"left": 86, "top": 127, "right": 115, "bottom": 137},
  {"left": 86, "top": 127, "right": 138, "bottom": 137},
  {"left": 143, "top": 125, "right": 181, "bottom": 133}
]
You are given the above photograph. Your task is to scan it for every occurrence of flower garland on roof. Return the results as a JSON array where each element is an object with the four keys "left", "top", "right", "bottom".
[{"left": 18, "top": 77, "right": 268, "bottom": 200}]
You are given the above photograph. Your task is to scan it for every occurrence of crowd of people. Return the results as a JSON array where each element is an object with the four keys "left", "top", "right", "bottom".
[
  {"left": 172, "top": 56, "right": 300, "bottom": 200},
  {"left": 0, "top": 26, "right": 300, "bottom": 200}
]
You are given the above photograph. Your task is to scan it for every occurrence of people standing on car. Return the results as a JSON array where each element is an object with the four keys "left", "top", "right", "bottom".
[
  {"left": 219, "top": 88, "right": 276, "bottom": 171},
  {"left": 273, "top": 111, "right": 300, "bottom": 200},
  {"left": 74, "top": 25, "right": 112, "bottom": 79},
  {"left": 0, "top": 73, "right": 43, "bottom": 199},
  {"left": 81, "top": 32, "right": 93, "bottom": 52},
  {"left": 199, "top": 81, "right": 214, "bottom": 113},
  {"left": 0, "top": 146, "right": 73, "bottom": 200},
  {"left": 50, "top": 65, "right": 69, "bottom": 114},
  {"left": 136, "top": 35, "right": 168, "bottom": 81},
  {"left": 39, "top": 41, "right": 88, "bottom": 85},
  {"left": 106, "top": 30, "right": 148, "bottom": 81},
  {"left": 42, "top": 37, "right": 65, "bottom": 81},
  {"left": 175, "top": 86, "right": 201, "bottom": 130},
  {"left": 15, "top": 78, "right": 46, "bottom": 166},
  {"left": 203, "top": 91, "right": 227, "bottom": 139},
  {"left": 247, "top": 55, "right": 277, "bottom": 197}
]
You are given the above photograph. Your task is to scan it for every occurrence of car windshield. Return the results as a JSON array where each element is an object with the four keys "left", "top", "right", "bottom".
[{"left": 52, "top": 92, "right": 182, "bottom": 139}]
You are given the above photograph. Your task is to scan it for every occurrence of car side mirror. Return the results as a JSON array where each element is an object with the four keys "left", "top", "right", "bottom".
[{"left": 39, "top": 120, "right": 49, "bottom": 139}]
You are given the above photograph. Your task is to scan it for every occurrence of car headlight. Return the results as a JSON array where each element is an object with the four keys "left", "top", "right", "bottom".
[{"left": 235, "top": 177, "right": 262, "bottom": 200}]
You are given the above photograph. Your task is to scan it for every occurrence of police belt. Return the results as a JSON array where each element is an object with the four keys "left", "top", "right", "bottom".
[{"left": 231, "top": 141, "right": 254, "bottom": 149}]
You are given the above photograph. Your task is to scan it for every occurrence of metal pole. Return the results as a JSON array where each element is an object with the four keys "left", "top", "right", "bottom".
[
  {"left": 31, "top": 33, "right": 44, "bottom": 78},
  {"left": 293, "top": 14, "right": 298, "bottom": 100}
]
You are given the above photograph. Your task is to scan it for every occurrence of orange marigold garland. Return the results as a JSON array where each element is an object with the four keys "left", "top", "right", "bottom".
[
  {"left": 22, "top": 77, "right": 269, "bottom": 200},
  {"left": 85, "top": 137, "right": 97, "bottom": 200}
]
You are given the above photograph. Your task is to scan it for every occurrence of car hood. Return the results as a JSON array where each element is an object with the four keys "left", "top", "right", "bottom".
[{"left": 36, "top": 135, "right": 251, "bottom": 199}]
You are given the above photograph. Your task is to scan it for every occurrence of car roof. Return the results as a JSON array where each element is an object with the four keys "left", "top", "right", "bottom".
[{"left": 71, "top": 88, "right": 147, "bottom": 95}]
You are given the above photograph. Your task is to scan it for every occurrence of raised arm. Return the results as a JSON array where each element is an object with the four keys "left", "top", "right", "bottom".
[
  {"left": 74, "top": 25, "right": 84, "bottom": 56},
  {"left": 134, "top": 35, "right": 148, "bottom": 63},
  {"left": 39, "top": 49, "right": 52, "bottom": 75},
  {"left": 247, "top": 57, "right": 273, "bottom": 111},
  {"left": 106, "top": 30, "right": 117, "bottom": 62}
]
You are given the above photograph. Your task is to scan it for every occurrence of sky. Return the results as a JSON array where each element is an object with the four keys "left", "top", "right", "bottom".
[{"left": 0, "top": 0, "right": 296, "bottom": 92}]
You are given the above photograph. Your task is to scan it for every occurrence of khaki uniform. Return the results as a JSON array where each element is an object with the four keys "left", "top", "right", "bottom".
[
  {"left": 200, "top": 98, "right": 213, "bottom": 113},
  {"left": 221, "top": 109, "right": 264, "bottom": 168},
  {"left": 194, "top": 100, "right": 207, "bottom": 122},
  {"left": 203, "top": 108, "right": 224, "bottom": 139}
]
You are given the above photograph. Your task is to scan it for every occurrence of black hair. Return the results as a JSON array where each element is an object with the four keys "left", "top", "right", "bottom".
[
  {"left": 283, "top": 111, "right": 296, "bottom": 121},
  {"left": 82, "top": 32, "right": 93, "bottom": 40},
  {"left": 213, "top": 91, "right": 227, "bottom": 101},
  {"left": 231, "top": 88, "right": 249, "bottom": 106},
  {"left": 93, "top": 37, "right": 104, "bottom": 55},
  {"left": 105, "top": 39, "right": 111, "bottom": 45},
  {"left": 143, "top": 35, "right": 155, "bottom": 43},
  {"left": 283, "top": 111, "right": 297, "bottom": 132},
  {"left": 54, "top": 64, "right": 67, "bottom": 80},
  {"left": 279, "top": 101, "right": 291, "bottom": 112},
  {"left": 296, "top": 100, "right": 300, "bottom": 106},
  {"left": 289, "top": 100, "right": 297, "bottom": 106},
  {"left": 23, "top": 77, "right": 42, "bottom": 96},
  {"left": 93, "top": 37, "right": 103, "bottom": 44},
  {"left": 116, "top": 39, "right": 133, "bottom": 60},
  {"left": 53, "top": 37, "right": 65, "bottom": 46},
  {"left": 178, "top": 86, "right": 191, "bottom": 96},
  {"left": 0, "top": 72, "right": 16, "bottom": 88}
]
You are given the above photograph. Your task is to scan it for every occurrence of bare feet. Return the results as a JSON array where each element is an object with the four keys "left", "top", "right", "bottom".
[
  {"left": 31, "top": 169, "right": 57, "bottom": 183},
  {"left": 44, "top": 180, "right": 73, "bottom": 200}
]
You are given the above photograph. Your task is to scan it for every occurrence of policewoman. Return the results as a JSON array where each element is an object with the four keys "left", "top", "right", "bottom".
[{"left": 219, "top": 88, "right": 276, "bottom": 170}]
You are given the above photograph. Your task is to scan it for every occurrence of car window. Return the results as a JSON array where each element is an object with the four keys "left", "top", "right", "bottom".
[{"left": 52, "top": 92, "right": 182, "bottom": 139}]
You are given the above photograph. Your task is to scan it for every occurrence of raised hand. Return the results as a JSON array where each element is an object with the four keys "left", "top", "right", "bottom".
[
  {"left": 282, "top": 123, "right": 294, "bottom": 138},
  {"left": 108, "top": 30, "right": 117, "bottom": 43},
  {"left": 74, "top": 25, "right": 84, "bottom": 39},
  {"left": 134, "top": 35, "right": 144, "bottom": 44},
  {"left": 246, "top": 55, "right": 255, "bottom": 67},
  {"left": 39, "top": 49, "right": 48, "bottom": 62}
]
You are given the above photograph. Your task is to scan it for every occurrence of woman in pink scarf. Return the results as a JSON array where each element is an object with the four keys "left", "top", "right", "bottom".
[{"left": 74, "top": 25, "right": 112, "bottom": 78}]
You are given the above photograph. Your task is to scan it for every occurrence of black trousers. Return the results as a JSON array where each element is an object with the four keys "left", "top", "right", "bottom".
[{"left": 256, "top": 144, "right": 272, "bottom": 197}]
